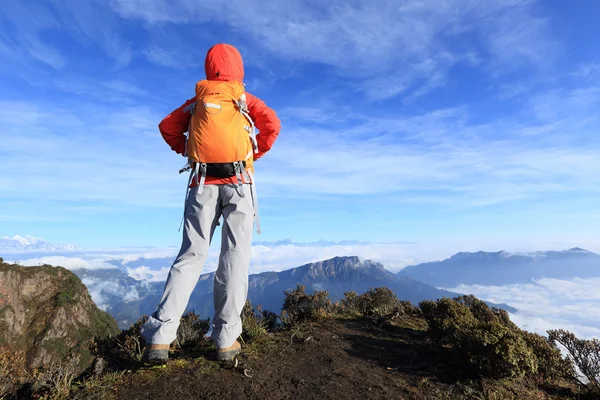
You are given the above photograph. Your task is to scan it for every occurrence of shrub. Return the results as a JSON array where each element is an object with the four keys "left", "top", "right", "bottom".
[
  {"left": 340, "top": 289, "right": 419, "bottom": 318},
  {"left": 356, "top": 287, "right": 401, "bottom": 316},
  {"left": 241, "top": 301, "right": 267, "bottom": 342},
  {"left": 548, "top": 329, "right": 600, "bottom": 392},
  {"left": 0, "top": 346, "right": 29, "bottom": 397},
  {"left": 241, "top": 301, "right": 281, "bottom": 343},
  {"left": 340, "top": 291, "right": 360, "bottom": 314},
  {"left": 522, "top": 330, "right": 575, "bottom": 381},
  {"left": 396, "top": 300, "right": 421, "bottom": 316},
  {"left": 256, "top": 304, "right": 280, "bottom": 332},
  {"left": 91, "top": 316, "right": 148, "bottom": 370},
  {"left": 176, "top": 311, "right": 210, "bottom": 350},
  {"left": 31, "top": 355, "right": 80, "bottom": 399},
  {"left": 281, "top": 285, "right": 332, "bottom": 327},
  {"left": 420, "top": 295, "right": 541, "bottom": 379}
]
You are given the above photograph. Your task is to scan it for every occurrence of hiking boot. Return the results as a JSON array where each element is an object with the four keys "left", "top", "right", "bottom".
[
  {"left": 217, "top": 341, "right": 241, "bottom": 361},
  {"left": 143, "top": 344, "right": 170, "bottom": 363}
]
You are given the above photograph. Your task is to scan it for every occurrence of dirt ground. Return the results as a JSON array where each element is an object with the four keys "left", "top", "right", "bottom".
[{"left": 72, "top": 315, "right": 580, "bottom": 400}]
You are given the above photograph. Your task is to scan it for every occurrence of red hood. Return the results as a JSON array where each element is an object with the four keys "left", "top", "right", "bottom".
[{"left": 204, "top": 44, "right": 244, "bottom": 82}]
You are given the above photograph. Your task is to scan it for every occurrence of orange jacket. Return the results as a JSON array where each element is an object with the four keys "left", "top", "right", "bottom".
[{"left": 159, "top": 44, "right": 281, "bottom": 185}]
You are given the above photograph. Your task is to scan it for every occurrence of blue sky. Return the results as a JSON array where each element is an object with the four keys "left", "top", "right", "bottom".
[{"left": 1, "top": 0, "right": 600, "bottom": 250}]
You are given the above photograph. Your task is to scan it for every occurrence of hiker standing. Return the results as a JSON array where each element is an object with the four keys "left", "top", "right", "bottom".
[{"left": 141, "top": 44, "right": 281, "bottom": 362}]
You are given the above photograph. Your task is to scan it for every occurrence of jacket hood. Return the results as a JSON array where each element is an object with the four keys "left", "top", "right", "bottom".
[{"left": 204, "top": 44, "right": 244, "bottom": 82}]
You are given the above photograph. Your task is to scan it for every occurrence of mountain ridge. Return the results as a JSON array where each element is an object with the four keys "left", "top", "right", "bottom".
[
  {"left": 102, "top": 255, "right": 515, "bottom": 328},
  {"left": 0, "top": 235, "right": 80, "bottom": 252},
  {"left": 398, "top": 248, "right": 600, "bottom": 287}
]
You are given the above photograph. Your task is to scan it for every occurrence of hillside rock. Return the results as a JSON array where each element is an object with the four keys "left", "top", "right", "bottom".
[{"left": 0, "top": 257, "right": 119, "bottom": 376}]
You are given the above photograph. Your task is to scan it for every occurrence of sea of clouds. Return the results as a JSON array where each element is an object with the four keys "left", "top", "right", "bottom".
[{"left": 5, "top": 242, "right": 600, "bottom": 339}]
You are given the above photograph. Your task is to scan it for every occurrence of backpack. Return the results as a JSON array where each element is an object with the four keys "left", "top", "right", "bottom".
[
  {"left": 179, "top": 79, "right": 261, "bottom": 233},
  {"left": 183, "top": 80, "right": 257, "bottom": 184}
]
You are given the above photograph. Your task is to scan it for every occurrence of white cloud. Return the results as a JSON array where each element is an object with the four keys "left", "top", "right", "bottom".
[
  {"left": 447, "top": 278, "right": 600, "bottom": 340},
  {"left": 12, "top": 256, "right": 117, "bottom": 271},
  {"left": 81, "top": 277, "right": 140, "bottom": 310},
  {"left": 127, "top": 265, "right": 170, "bottom": 282},
  {"left": 117, "top": 250, "right": 179, "bottom": 264}
]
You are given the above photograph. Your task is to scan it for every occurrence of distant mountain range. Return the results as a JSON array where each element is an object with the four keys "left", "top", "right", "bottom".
[
  {"left": 0, "top": 235, "right": 80, "bottom": 252},
  {"left": 252, "top": 239, "right": 371, "bottom": 247},
  {"left": 398, "top": 248, "right": 600, "bottom": 287},
  {"left": 75, "top": 256, "right": 512, "bottom": 329},
  {"left": 251, "top": 239, "right": 414, "bottom": 247},
  {"left": 14, "top": 245, "right": 595, "bottom": 331}
]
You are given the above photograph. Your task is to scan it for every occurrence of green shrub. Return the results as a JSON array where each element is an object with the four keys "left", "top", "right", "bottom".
[
  {"left": 356, "top": 287, "right": 401, "bottom": 316},
  {"left": 241, "top": 301, "right": 267, "bottom": 342},
  {"left": 420, "top": 295, "right": 542, "bottom": 379},
  {"left": 396, "top": 300, "right": 422, "bottom": 316},
  {"left": 257, "top": 305, "right": 280, "bottom": 332},
  {"left": 522, "top": 330, "right": 575, "bottom": 381},
  {"left": 340, "top": 288, "right": 418, "bottom": 318},
  {"left": 240, "top": 301, "right": 280, "bottom": 343},
  {"left": 176, "top": 311, "right": 210, "bottom": 350},
  {"left": 340, "top": 291, "right": 360, "bottom": 314},
  {"left": 281, "top": 285, "right": 332, "bottom": 327},
  {"left": 91, "top": 316, "right": 148, "bottom": 369},
  {"left": 548, "top": 329, "right": 600, "bottom": 392}
]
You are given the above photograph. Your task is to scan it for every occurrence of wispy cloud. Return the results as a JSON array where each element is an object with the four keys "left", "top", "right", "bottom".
[
  {"left": 2, "top": 77, "right": 599, "bottom": 222},
  {"left": 143, "top": 46, "right": 201, "bottom": 69},
  {"left": 0, "top": 3, "right": 65, "bottom": 69},
  {"left": 0, "top": 0, "right": 132, "bottom": 71},
  {"left": 109, "top": 0, "right": 555, "bottom": 100},
  {"left": 260, "top": 84, "right": 600, "bottom": 206},
  {"left": 571, "top": 62, "right": 600, "bottom": 81}
]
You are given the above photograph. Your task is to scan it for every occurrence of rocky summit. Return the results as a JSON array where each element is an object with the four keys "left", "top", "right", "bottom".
[{"left": 0, "top": 257, "right": 119, "bottom": 377}]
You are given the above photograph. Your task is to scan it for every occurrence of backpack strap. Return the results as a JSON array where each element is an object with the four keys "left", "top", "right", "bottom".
[
  {"left": 233, "top": 161, "right": 247, "bottom": 198},
  {"left": 195, "top": 162, "right": 208, "bottom": 194},
  {"left": 178, "top": 167, "right": 196, "bottom": 232},
  {"left": 177, "top": 101, "right": 198, "bottom": 175},
  {"left": 247, "top": 169, "right": 261, "bottom": 235},
  {"left": 237, "top": 94, "right": 258, "bottom": 153}
]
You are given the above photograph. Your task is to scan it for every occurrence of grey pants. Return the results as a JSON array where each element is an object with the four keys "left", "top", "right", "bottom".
[{"left": 141, "top": 184, "right": 254, "bottom": 349}]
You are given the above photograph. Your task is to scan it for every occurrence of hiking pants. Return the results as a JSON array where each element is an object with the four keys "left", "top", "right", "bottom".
[{"left": 141, "top": 184, "right": 254, "bottom": 349}]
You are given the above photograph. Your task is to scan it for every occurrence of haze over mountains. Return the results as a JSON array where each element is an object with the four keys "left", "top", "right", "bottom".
[
  {"left": 79, "top": 256, "right": 475, "bottom": 329},
  {"left": 3, "top": 236, "right": 600, "bottom": 338}
]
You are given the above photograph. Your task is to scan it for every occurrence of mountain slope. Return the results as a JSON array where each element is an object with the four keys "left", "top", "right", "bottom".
[
  {"left": 398, "top": 248, "right": 600, "bottom": 287},
  {"left": 0, "top": 257, "right": 119, "bottom": 376}
]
